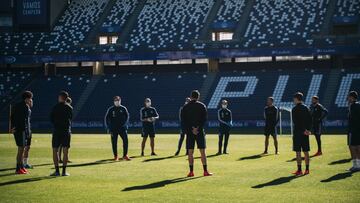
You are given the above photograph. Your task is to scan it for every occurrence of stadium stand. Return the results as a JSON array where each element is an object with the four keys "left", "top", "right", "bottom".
[
  {"left": 102, "top": 0, "right": 138, "bottom": 31},
  {"left": 335, "top": 0, "right": 360, "bottom": 17},
  {"left": 243, "top": 0, "right": 329, "bottom": 48},
  {"left": 125, "top": 0, "right": 215, "bottom": 51},
  {"left": 215, "top": 0, "right": 246, "bottom": 23}
]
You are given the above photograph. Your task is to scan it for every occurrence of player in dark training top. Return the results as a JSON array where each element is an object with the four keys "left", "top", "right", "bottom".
[
  {"left": 59, "top": 97, "right": 73, "bottom": 164},
  {"left": 11, "top": 91, "right": 33, "bottom": 174},
  {"left": 347, "top": 91, "right": 360, "bottom": 172},
  {"left": 217, "top": 100, "right": 232, "bottom": 155},
  {"left": 140, "top": 98, "right": 159, "bottom": 156},
  {"left": 263, "top": 97, "right": 279, "bottom": 154},
  {"left": 291, "top": 92, "right": 312, "bottom": 176},
  {"left": 175, "top": 97, "right": 191, "bottom": 156},
  {"left": 181, "top": 90, "right": 212, "bottom": 177},
  {"left": 50, "top": 91, "right": 73, "bottom": 176},
  {"left": 310, "top": 96, "right": 328, "bottom": 156},
  {"left": 105, "top": 96, "right": 131, "bottom": 161}
]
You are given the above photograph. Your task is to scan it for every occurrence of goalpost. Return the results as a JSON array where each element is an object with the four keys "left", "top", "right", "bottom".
[{"left": 279, "top": 106, "right": 293, "bottom": 136}]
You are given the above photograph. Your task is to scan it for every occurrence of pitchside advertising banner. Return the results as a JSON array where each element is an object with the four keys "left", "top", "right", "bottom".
[{"left": 16, "top": 0, "right": 48, "bottom": 25}]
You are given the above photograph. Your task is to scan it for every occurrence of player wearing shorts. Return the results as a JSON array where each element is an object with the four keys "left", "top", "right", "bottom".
[
  {"left": 310, "top": 96, "right": 328, "bottom": 156},
  {"left": 263, "top": 97, "right": 279, "bottom": 154},
  {"left": 11, "top": 91, "right": 33, "bottom": 174},
  {"left": 347, "top": 91, "right": 360, "bottom": 172},
  {"left": 291, "top": 92, "right": 312, "bottom": 176},
  {"left": 217, "top": 100, "right": 232, "bottom": 155},
  {"left": 140, "top": 98, "right": 159, "bottom": 156},
  {"left": 181, "top": 90, "right": 212, "bottom": 177},
  {"left": 175, "top": 97, "right": 191, "bottom": 156},
  {"left": 50, "top": 91, "right": 73, "bottom": 176},
  {"left": 105, "top": 96, "right": 131, "bottom": 161}
]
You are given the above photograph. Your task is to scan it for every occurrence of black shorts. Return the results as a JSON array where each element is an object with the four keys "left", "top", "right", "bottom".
[
  {"left": 312, "top": 123, "right": 322, "bottom": 135},
  {"left": 264, "top": 125, "right": 277, "bottom": 137},
  {"left": 14, "top": 131, "right": 27, "bottom": 147},
  {"left": 186, "top": 129, "right": 206, "bottom": 149},
  {"left": 142, "top": 127, "right": 155, "bottom": 138},
  {"left": 52, "top": 131, "right": 71, "bottom": 148},
  {"left": 348, "top": 132, "right": 360, "bottom": 146},
  {"left": 293, "top": 134, "right": 310, "bottom": 152}
]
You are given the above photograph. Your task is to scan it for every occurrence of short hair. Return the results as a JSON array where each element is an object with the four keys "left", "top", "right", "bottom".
[
  {"left": 267, "top": 97, "right": 274, "bottom": 102},
  {"left": 113, "top": 96, "right": 121, "bottom": 101},
  {"left": 293, "top": 92, "right": 304, "bottom": 101},
  {"left": 312, "top": 96, "right": 319, "bottom": 100},
  {"left": 191, "top": 90, "right": 200, "bottom": 99},
  {"left": 145, "top": 98, "right": 151, "bottom": 102},
  {"left": 22, "top": 91, "right": 33, "bottom": 100},
  {"left": 348, "top": 91, "right": 358, "bottom": 100},
  {"left": 66, "top": 97, "right": 72, "bottom": 104},
  {"left": 59, "top": 91, "right": 69, "bottom": 100},
  {"left": 221, "top": 99, "right": 228, "bottom": 104}
]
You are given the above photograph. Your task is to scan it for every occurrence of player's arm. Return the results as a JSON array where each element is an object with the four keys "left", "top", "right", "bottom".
[
  {"left": 199, "top": 104, "right": 207, "bottom": 128},
  {"left": 218, "top": 109, "right": 230, "bottom": 126},
  {"left": 153, "top": 108, "right": 159, "bottom": 120},
  {"left": 320, "top": 105, "right": 328, "bottom": 121},
  {"left": 229, "top": 109, "right": 233, "bottom": 126},
  {"left": 104, "top": 107, "right": 111, "bottom": 130},
  {"left": 50, "top": 106, "right": 56, "bottom": 124},
  {"left": 140, "top": 108, "right": 147, "bottom": 122},
  {"left": 304, "top": 108, "right": 312, "bottom": 135},
  {"left": 124, "top": 107, "right": 129, "bottom": 126},
  {"left": 276, "top": 107, "right": 280, "bottom": 125}
]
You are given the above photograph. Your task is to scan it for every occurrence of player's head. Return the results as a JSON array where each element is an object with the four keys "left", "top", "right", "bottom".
[
  {"left": 311, "top": 96, "right": 319, "bottom": 105},
  {"left": 221, "top": 100, "right": 228, "bottom": 109},
  {"left": 293, "top": 92, "right": 303, "bottom": 104},
  {"left": 58, "top": 91, "right": 69, "bottom": 103},
  {"left": 66, "top": 97, "right": 72, "bottom": 105},
  {"left": 22, "top": 90, "right": 33, "bottom": 108},
  {"left": 113, "top": 96, "right": 121, "bottom": 107},
  {"left": 266, "top": 97, "right": 274, "bottom": 106},
  {"left": 144, "top": 98, "right": 151, "bottom": 107},
  {"left": 190, "top": 90, "right": 200, "bottom": 101},
  {"left": 347, "top": 91, "right": 358, "bottom": 104},
  {"left": 185, "top": 97, "right": 191, "bottom": 105}
]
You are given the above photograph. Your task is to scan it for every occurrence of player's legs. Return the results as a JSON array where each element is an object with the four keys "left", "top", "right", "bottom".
[
  {"left": 62, "top": 147, "right": 70, "bottom": 176},
  {"left": 119, "top": 130, "right": 129, "bottom": 159},
  {"left": 303, "top": 151, "right": 310, "bottom": 174},
  {"left": 111, "top": 132, "right": 119, "bottom": 159},
  {"left": 23, "top": 145, "right": 32, "bottom": 168},
  {"left": 187, "top": 149, "right": 194, "bottom": 176},
  {"left": 16, "top": 146, "right": 25, "bottom": 173},
  {"left": 150, "top": 137, "right": 156, "bottom": 155},
  {"left": 272, "top": 134, "right": 279, "bottom": 154},
  {"left": 141, "top": 136, "right": 147, "bottom": 156},
  {"left": 58, "top": 146, "right": 63, "bottom": 163},
  {"left": 14, "top": 132, "right": 27, "bottom": 173},
  {"left": 355, "top": 146, "right": 360, "bottom": 169},
  {"left": 349, "top": 146, "right": 360, "bottom": 170},
  {"left": 52, "top": 147, "right": 60, "bottom": 176},
  {"left": 314, "top": 133, "right": 322, "bottom": 154},
  {"left": 175, "top": 132, "right": 185, "bottom": 156},
  {"left": 293, "top": 151, "right": 303, "bottom": 175},
  {"left": 218, "top": 132, "right": 224, "bottom": 154},
  {"left": 264, "top": 135, "right": 270, "bottom": 154},
  {"left": 223, "top": 132, "right": 230, "bottom": 154}
]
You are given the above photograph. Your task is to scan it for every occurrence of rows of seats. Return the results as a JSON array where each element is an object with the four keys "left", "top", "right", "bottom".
[
  {"left": 0, "top": 0, "right": 108, "bottom": 56},
  {"left": 335, "top": 0, "right": 360, "bottom": 17},
  {"left": 102, "top": 0, "right": 138, "bottom": 30},
  {"left": 204, "top": 68, "right": 330, "bottom": 120},
  {"left": 0, "top": 70, "right": 34, "bottom": 106},
  {"left": 77, "top": 72, "right": 206, "bottom": 122},
  {"left": 215, "top": 0, "right": 246, "bottom": 23},
  {"left": 125, "top": 0, "right": 214, "bottom": 51},
  {"left": 243, "top": 0, "right": 329, "bottom": 48}
]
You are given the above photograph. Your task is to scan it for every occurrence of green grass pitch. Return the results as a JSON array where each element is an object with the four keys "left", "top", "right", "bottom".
[{"left": 0, "top": 134, "right": 359, "bottom": 202}]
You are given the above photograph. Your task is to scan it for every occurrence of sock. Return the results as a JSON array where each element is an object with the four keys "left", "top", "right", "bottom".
[
  {"left": 356, "top": 159, "right": 360, "bottom": 168},
  {"left": 62, "top": 166, "right": 66, "bottom": 174},
  {"left": 16, "top": 163, "right": 20, "bottom": 171},
  {"left": 306, "top": 165, "right": 309, "bottom": 171},
  {"left": 189, "top": 165, "right": 193, "bottom": 172},
  {"left": 55, "top": 166, "right": 60, "bottom": 173},
  {"left": 203, "top": 165, "right": 208, "bottom": 171},
  {"left": 353, "top": 159, "right": 357, "bottom": 167},
  {"left": 24, "top": 158, "right": 28, "bottom": 165},
  {"left": 297, "top": 165, "right": 302, "bottom": 171}
]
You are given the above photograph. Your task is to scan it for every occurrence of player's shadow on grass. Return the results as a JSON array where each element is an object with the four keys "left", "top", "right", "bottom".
[
  {"left": 252, "top": 175, "right": 299, "bottom": 188},
  {"left": 0, "top": 163, "right": 53, "bottom": 172},
  {"left": 122, "top": 177, "right": 202, "bottom": 191},
  {"left": 143, "top": 155, "right": 186, "bottom": 162},
  {"left": 238, "top": 154, "right": 269, "bottom": 161},
  {"left": 193, "top": 153, "right": 221, "bottom": 160},
  {"left": 328, "top": 158, "right": 352, "bottom": 165},
  {"left": 66, "top": 159, "right": 116, "bottom": 168},
  {"left": 320, "top": 171, "right": 355, "bottom": 183},
  {"left": 0, "top": 176, "right": 56, "bottom": 187}
]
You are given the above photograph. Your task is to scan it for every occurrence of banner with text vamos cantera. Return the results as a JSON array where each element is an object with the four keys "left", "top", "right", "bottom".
[{"left": 16, "top": 0, "right": 48, "bottom": 26}]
